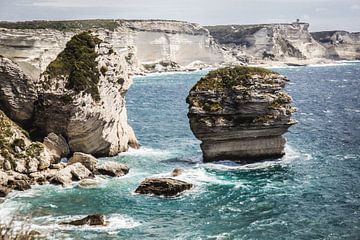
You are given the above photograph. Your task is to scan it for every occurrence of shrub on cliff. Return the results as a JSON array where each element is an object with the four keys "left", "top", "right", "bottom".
[
  {"left": 191, "top": 66, "right": 275, "bottom": 91},
  {"left": 44, "top": 32, "right": 102, "bottom": 101}
]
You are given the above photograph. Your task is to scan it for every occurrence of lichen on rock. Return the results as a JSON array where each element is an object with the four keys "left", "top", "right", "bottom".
[{"left": 187, "top": 65, "right": 296, "bottom": 162}]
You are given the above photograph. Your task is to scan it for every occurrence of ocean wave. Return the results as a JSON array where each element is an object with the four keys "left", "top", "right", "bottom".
[
  {"left": 134, "top": 68, "right": 211, "bottom": 78},
  {"left": 31, "top": 213, "right": 140, "bottom": 231},
  {"left": 117, "top": 146, "right": 171, "bottom": 157}
]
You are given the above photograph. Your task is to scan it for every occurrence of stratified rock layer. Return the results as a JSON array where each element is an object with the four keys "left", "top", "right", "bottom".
[
  {"left": 187, "top": 66, "right": 296, "bottom": 162},
  {"left": 33, "top": 31, "right": 139, "bottom": 156}
]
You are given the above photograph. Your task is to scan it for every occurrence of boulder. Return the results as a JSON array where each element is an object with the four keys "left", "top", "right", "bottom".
[
  {"left": 61, "top": 214, "right": 108, "bottom": 226},
  {"left": 96, "top": 161, "right": 129, "bottom": 177},
  {"left": 49, "top": 162, "right": 66, "bottom": 170},
  {"left": 29, "top": 172, "right": 47, "bottom": 185},
  {"left": 50, "top": 166, "right": 73, "bottom": 186},
  {"left": 187, "top": 66, "right": 296, "bottom": 162},
  {"left": 0, "top": 186, "right": 12, "bottom": 197},
  {"left": 43, "top": 133, "right": 70, "bottom": 162},
  {"left": 50, "top": 163, "right": 92, "bottom": 186},
  {"left": 135, "top": 178, "right": 193, "bottom": 197},
  {"left": 70, "top": 163, "right": 93, "bottom": 180},
  {"left": 8, "top": 179, "right": 31, "bottom": 191},
  {"left": 0, "top": 170, "right": 9, "bottom": 185},
  {"left": 69, "top": 152, "right": 97, "bottom": 172}
]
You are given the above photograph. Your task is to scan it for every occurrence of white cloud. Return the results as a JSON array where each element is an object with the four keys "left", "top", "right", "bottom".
[
  {"left": 315, "top": 7, "right": 328, "bottom": 12},
  {"left": 350, "top": 4, "right": 360, "bottom": 10}
]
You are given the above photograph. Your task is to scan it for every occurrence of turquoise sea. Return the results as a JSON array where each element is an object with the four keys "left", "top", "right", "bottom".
[{"left": 1, "top": 62, "right": 359, "bottom": 239}]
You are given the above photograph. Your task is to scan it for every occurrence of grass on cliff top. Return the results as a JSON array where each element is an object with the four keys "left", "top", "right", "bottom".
[
  {"left": 44, "top": 31, "right": 102, "bottom": 101},
  {"left": 192, "top": 66, "right": 276, "bottom": 91},
  {"left": 0, "top": 19, "right": 120, "bottom": 31}
]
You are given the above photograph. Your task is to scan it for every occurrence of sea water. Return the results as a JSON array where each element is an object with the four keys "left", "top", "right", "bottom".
[{"left": 0, "top": 62, "right": 359, "bottom": 239}]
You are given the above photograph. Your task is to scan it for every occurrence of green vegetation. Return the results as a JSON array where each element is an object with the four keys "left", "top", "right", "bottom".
[
  {"left": 192, "top": 66, "right": 275, "bottom": 91},
  {"left": 0, "top": 19, "right": 120, "bottom": 31},
  {"left": 44, "top": 32, "right": 102, "bottom": 101},
  {"left": 25, "top": 142, "right": 44, "bottom": 158},
  {"left": 203, "top": 102, "right": 223, "bottom": 112}
]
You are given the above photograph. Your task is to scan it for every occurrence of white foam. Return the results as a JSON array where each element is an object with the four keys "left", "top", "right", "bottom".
[
  {"left": 9, "top": 213, "right": 141, "bottom": 237},
  {"left": 117, "top": 146, "right": 171, "bottom": 157},
  {"left": 134, "top": 68, "right": 211, "bottom": 78}
]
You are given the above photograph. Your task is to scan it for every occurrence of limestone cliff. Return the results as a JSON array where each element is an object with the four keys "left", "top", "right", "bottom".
[
  {"left": 311, "top": 31, "right": 360, "bottom": 60},
  {"left": 187, "top": 66, "right": 296, "bottom": 162},
  {"left": 33, "top": 31, "right": 138, "bottom": 156},
  {"left": 0, "top": 31, "right": 138, "bottom": 157},
  {"left": 0, "top": 20, "right": 236, "bottom": 74},
  {"left": 206, "top": 22, "right": 327, "bottom": 63},
  {"left": 0, "top": 57, "right": 37, "bottom": 126}
]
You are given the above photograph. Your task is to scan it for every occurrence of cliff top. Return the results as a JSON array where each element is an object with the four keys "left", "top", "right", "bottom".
[
  {"left": 191, "top": 66, "right": 277, "bottom": 91},
  {"left": 0, "top": 19, "right": 205, "bottom": 34}
]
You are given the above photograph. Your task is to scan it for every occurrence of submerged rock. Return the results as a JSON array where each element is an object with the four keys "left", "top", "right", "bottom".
[
  {"left": 62, "top": 214, "right": 108, "bottom": 226},
  {"left": 96, "top": 161, "right": 129, "bottom": 177},
  {"left": 79, "top": 178, "right": 99, "bottom": 188},
  {"left": 135, "top": 178, "right": 193, "bottom": 196},
  {"left": 170, "top": 168, "right": 184, "bottom": 177},
  {"left": 187, "top": 66, "right": 296, "bottom": 162}
]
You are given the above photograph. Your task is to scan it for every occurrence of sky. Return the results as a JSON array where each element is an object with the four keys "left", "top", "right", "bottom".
[{"left": 0, "top": 0, "right": 359, "bottom": 32}]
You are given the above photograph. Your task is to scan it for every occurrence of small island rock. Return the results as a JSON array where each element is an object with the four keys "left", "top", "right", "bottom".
[
  {"left": 135, "top": 177, "right": 193, "bottom": 197},
  {"left": 62, "top": 214, "right": 108, "bottom": 226},
  {"left": 187, "top": 66, "right": 296, "bottom": 163}
]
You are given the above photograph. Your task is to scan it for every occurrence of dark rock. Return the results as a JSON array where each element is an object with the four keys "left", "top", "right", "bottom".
[
  {"left": 8, "top": 179, "right": 31, "bottom": 191},
  {"left": 62, "top": 214, "right": 108, "bottom": 226},
  {"left": 135, "top": 178, "right": 193, "bottom": 196},
  {"left": 0, "top": 186, "right": 12, "bottom": 197},
  {"left": 96, "top": 161, "right": 129, "bottom": 177}
]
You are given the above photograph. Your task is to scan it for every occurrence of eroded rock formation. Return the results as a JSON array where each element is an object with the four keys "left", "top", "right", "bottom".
[
  {"left": 32, "top": 31, "right": 139, "bottom": 156},
  {"left": 187, "top": 66, "right": 296, "bottom": 162}
]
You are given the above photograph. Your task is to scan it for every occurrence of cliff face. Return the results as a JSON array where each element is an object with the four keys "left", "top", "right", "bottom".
[
  {"left": 0, "top": 31, "right": 138, "bottom": 157},
  {"left": 0, "top": 20, "right": 235, "bottom": 74},
  {"left": 311, "top": 31, "right": 360, "bottom": 60},
  {"left": 187, "top": 66, "right": 296, "bottom": 162},
  {"left": 206, "top": 23, "right": 327, "bottom": 62}
]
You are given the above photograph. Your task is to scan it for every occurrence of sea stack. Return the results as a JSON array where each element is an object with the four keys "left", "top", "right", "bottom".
[{"left": 187, "top": 66, "right": 296, "bottom": 163}]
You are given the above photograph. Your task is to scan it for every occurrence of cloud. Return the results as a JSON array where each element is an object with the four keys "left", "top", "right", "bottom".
[
  {"left": 315, "top": 7, "right": 328, "bottom": 12},
  {"left": 350, "top": 4, "right": 360, "bottom": 10}
]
